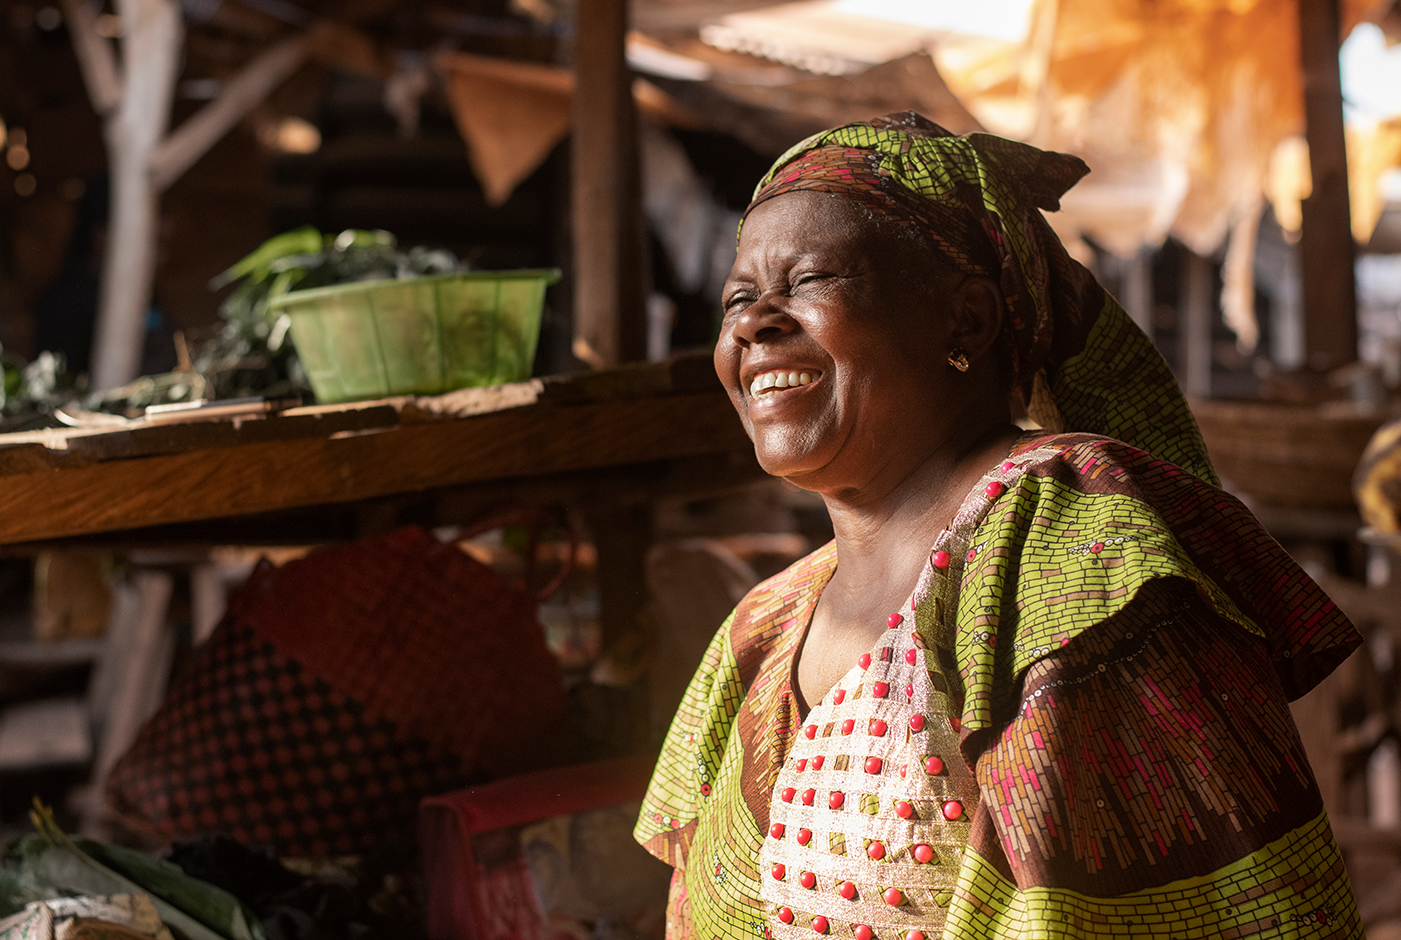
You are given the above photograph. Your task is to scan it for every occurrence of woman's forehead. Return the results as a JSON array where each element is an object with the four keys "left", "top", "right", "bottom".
[{"left": 738, "top": 192, "right": 896, "bottom": 255}]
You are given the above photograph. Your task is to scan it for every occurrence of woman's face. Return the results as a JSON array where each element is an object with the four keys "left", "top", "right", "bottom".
[{"left": 716, "top": 191, "right": 972, "bottom": 496}]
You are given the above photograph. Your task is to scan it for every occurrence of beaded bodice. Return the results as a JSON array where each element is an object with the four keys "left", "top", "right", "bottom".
[{"left": 758, "top": 455, "right": 1025, "bottom": 939}]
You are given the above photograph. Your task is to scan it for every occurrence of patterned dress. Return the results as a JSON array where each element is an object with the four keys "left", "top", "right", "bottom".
[{"left": 634, "top": 431, "right": 1363, "bottom": 939}]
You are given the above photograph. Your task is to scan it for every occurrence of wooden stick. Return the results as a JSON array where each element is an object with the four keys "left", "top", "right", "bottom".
[
  {"left": 58, "top": 0, "right": 123, "bottom": 116},
  {"left": 150, "top": 33, "right": 309, "bottom": 192}
]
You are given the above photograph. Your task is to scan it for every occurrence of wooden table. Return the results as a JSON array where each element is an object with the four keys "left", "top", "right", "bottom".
[{"left": 0, "top": 356, "right": 766, "bottom": 640}]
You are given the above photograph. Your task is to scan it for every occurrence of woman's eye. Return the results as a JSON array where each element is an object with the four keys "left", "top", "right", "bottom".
[{"left": 723, "top": 292, "right": 754, "bottom": 313}]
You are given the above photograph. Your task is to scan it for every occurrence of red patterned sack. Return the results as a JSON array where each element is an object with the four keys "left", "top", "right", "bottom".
[{"left": 107, "top": 526, "right": 566, "bottom": 856}]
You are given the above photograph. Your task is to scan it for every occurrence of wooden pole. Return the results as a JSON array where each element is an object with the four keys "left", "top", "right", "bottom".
[
  {"left": 90, "top": 0, "right": 184, "bottom": 391},
  {"left": 1124, "top": 248, "right": 1154, "bottom": 338},
  {"left": 1298, "top": 0, "right": 1357, "bottom": 372},
  {"left": 571, "top": 0, "right": 647, "bottom": 368},
  {"left": 1181, "top": 251, "right": 1213, "bottom": 399}
]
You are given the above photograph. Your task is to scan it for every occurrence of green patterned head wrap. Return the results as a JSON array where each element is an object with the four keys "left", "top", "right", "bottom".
[{"left": 744, "top": 111, "right": 1217, "bottom": 485}]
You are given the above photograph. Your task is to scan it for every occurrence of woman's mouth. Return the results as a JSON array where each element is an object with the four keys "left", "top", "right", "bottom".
[{"left": 748, "top": 369, "right": 818, "bottom": 398}]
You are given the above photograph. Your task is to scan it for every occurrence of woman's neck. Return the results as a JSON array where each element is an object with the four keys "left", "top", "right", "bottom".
[{"left": 821, "top": 420, "right": 1022, "bottom": 590}]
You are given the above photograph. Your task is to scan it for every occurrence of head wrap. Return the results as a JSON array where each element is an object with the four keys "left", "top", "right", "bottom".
[{"left": 743, "top": 111, "right": 1217, "bottom": 485}]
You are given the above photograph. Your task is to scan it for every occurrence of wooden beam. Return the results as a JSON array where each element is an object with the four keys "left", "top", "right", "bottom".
[
  {"left": 149, "top": 33, "right": 309, "bottom": 192},
  {"left": 571, "top": 0, "right": 647, "bottom": 368},
  {"left": 1298, "top": 0, "right": 1358, "bottom": 372},
  {"left": 59, "top": 0, "right": 123, "bottom": 116}
]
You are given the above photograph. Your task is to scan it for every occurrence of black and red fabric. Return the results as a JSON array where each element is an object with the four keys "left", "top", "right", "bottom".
[{"left": 107, "top": 526, "right": 566, "bottom": 856}]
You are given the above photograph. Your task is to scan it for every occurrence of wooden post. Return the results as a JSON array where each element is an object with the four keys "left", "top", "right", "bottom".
[
  {"left": 89, "top": 0, "right": 184, "bottom": 391},
  {"left": 571, "top": 0, "right": 647, "bottom": 368},
  {"left": 1298, "top": 0, "right": 1357, "bottom": 372},
  {"left": 1181, "top": 251, "right": 1213, "bottom": 399},
  {"left": 1123, "top": 248, "right": 1154, "bottom": 338}
]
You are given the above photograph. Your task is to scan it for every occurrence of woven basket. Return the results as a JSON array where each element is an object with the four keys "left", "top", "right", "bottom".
[{"left": 1191, "top": 399, "right": 1393, "bottom": 511}]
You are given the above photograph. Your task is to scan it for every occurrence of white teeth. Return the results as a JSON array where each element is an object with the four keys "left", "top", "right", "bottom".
[{"left": 749, "top": 369, "right": 818, "bottom": 397}]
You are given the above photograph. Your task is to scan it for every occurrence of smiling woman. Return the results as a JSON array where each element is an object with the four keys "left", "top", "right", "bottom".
[{"left": 634, "top": 112, "right": 1365, "bottom": 940}]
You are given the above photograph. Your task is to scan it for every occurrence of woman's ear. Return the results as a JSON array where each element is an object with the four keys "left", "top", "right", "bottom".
[{"left": 950, "top": 274, "right": 1004, "bottom": 362}]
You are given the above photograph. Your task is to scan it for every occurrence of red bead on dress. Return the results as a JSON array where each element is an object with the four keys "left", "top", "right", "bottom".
[
  {"left": 887, "top": 612, "right": 904, "bottom": 628},
  {"left": 932, "top": 551, "right": 950, "bottom": 569},
  {"left": 909, "top": 714, "right": 925, "bottom": 732}
]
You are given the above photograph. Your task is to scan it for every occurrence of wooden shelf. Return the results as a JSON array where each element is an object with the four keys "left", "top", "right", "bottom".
[{"left": 0, "top": 357, "right": 763, "bottom": 548}]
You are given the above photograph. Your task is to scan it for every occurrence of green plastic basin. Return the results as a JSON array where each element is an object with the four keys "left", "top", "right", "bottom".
[{"left": 270, "top": 269, "right": 560, "bottom": 403}]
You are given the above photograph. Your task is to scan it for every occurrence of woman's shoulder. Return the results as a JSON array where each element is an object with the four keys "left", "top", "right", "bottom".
[
  {"left": 727, "top": 541, "right": 836, "bottom": 643},
  {"left": 1011, "top": 429, "right": 1214, "bottom": 484}
]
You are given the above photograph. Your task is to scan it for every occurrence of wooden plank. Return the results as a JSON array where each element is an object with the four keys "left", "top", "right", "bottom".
[
  {"left": 0, "top": 359, "right": 717, "bottom": 471},
  {"left": 571, "top": 0, "right": 647, "bottom": 368},
  {"left": 1298, "top": 0, "right": 1358, "bottom": 371},
  {"left": 0, "top": 392, "right": 751, "bottom": 545}
]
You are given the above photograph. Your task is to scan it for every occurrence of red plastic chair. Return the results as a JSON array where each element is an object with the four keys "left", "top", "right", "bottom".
[{"left": 420, "top": 755, "right": 657, "bottom": 940}]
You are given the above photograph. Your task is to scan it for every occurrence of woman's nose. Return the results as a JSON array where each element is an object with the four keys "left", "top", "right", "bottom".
[{"left": 728, "top": 299, "right": 797, "bottom": 347}]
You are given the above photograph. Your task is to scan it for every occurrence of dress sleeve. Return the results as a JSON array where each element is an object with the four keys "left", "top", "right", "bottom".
[
  {"left": 946, "top": 580, "right": 1364, "bottom": 937},
  {"left": 634, "top": 611, "right": 738, "bottom": 871}
]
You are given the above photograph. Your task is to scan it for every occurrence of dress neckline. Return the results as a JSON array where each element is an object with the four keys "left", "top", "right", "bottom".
[{"left": 785, "top": 431, "right": 1046, "bottom": 723}]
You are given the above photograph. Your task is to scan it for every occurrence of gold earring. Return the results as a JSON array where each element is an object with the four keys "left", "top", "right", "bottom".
[{"left": 947, "top": 348, "right": 971, "bottom": 372}]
